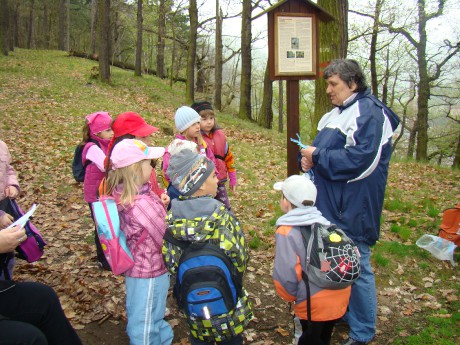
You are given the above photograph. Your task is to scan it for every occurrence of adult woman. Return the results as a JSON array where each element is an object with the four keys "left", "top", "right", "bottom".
[{"left": 0, "top": 225, "right": 82, "bottom": 345}]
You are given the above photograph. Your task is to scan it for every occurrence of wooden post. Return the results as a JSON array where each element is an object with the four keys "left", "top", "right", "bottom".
[{"left": 286, "top": 80, "right": 300, "bottom": 177}]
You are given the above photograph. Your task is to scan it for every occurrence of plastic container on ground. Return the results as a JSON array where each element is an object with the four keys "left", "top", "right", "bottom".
[{"left": 416, "top": 234, "right": 457, "bottom": 266}]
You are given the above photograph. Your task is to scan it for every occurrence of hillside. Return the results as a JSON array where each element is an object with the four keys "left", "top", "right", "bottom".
[{"left": 0, "top": 49, "right": 459, "bottom": 345}]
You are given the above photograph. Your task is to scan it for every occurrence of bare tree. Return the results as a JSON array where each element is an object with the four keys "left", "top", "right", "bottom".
[
  {"left": 214, "top": 0, "right": 223, "bottom": 110},
  {"left": 58, "top": 0, "right": 65, "bottom": 50},
  {"left": 98, "top": 0, "right": 111, "bottom": 83},
  {"left": 257, "top": 63, "right": 273, "bottom": 128},
  {"left": 313, "top": 0, "right": 348, "bottom": 135},
  {"left": 1, "top": 0, "right": 8, "bottom": 55},
  {"left": 373, "top": 0, "right": 460, "bottom": 161},
  {"left": 135, "top": 0, "right": 143, "bottom": 76},
  {"left": 156, "top": 0, "right": 166, "bottom": 79},
  {"left": 238, "top": 0, "right": 252, "bottom": 120},
  {"left": 185, "top": 0, "right": 198, "bottom": 103},
  {"left": 90, "top": 0, "right": 98, "bottom": 55}
]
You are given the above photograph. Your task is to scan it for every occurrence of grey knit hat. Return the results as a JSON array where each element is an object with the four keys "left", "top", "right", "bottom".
[
  {"left": 175, "top": 106, "right": 201, "bottom": 132},
  {"left": 167, "top": 149, "right": 215, "bottom": 196}
]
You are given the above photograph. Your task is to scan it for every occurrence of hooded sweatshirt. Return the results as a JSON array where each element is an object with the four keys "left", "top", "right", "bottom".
[{"left": 273, "top": 206, "right": 351, "bottom": 321}]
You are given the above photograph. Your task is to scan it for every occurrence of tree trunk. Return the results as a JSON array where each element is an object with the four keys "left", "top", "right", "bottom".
[
  {"left": 90, "top": 0, "right": 98, "bottom": 54},
  {"left": 313, "top": 0, "right": 347, "bottom": 136},
  {"left": 407, "top": 122, "right": 417, "bottom": 159},
  {"left": 214, "top": 1, "right": 223, "bottom": 111},
  {"left": 43, "top": 2, "right": 50, "bottom": 49},
  {"left": 98, "top": 0, "right": 111, "bottom": 83},
  {"left": 453, "top": 131, "right": 460, "bottom": 169},
  {"left": 1, "top": 0, "right": 8, "bottom": 56},
  {"left": 185, "top": 0, "right": 197, "bottom": 104},
  {"left": 66, "top": 0, "right": 70, "bottom": 51},
  {"left": 134, "top": 0, "right": 143, "bottom": 77},
  {"left": 27, "top": 0, "right": 35, "bottom": 49},
  {"left": 278, "top": 80, "right": 284, "bottom": 133},
  {"left": 238, "top": 0, "right": 252, "bottom": 120},
  {"left": 195, "top": 56, "right": 205, "bottom": 93},
  {"left": 369, "top": 0, "right": 383, "bottom": 98},
  {"left": 415, "top": 0, "right": 429, "bottom": 161},
  {"left": 156, "top": 0, "right": 166, "bottom": 79},
  {"left": 257, "top": 63, "right": 273, "bottom": 129},
  {"left": 58, "top": 0, "right": 65, "bottom": 50},
  {"left": 169, "top": 26, "right": 177, "bottom": 87}
]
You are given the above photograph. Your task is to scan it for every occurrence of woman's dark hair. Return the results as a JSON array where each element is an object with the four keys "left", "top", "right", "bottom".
[{"left": 323, "top": 59, "right": 367, "bottom": 92}]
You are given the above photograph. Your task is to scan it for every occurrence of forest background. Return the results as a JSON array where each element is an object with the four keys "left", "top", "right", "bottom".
[
  {"left": 0, "top": 0, "right": 459, "bottom": 344},
  {"left": 1, "top": 0, "right": 459, "bottom": 167}
]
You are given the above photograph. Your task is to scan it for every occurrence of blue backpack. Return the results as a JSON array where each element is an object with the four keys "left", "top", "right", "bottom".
[
  {"left": 71, "top": 140, "right": 99, "bottom": 182},
  {"left": 173, "top": 241, "right": 243, "bottom": 320}
]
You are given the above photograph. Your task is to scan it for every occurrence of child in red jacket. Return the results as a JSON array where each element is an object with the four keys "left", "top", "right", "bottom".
[{"left": 191, "top": 101, "right": 236, "bottom": 210}]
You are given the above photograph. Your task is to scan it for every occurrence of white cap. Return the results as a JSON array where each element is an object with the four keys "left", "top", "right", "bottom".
[{"left": 273, "top": 175, "right": 317, "bottom": 208}]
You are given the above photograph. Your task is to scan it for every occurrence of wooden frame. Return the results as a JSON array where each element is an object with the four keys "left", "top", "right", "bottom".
[{"left": 273, "top": 13, "right": 317, "bottom": 78}]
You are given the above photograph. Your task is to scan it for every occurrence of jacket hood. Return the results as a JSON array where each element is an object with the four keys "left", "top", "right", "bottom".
[
  {"left": 276, "top": 207, "right": 331, "bottom": 227},
  {"left": 168, "top": 196, "right": 224, "bottom": 241}
]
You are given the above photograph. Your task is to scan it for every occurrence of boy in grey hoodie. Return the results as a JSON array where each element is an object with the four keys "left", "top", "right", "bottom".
[{"left": 273, "top": 175, "right": 351, "bottom": 345}]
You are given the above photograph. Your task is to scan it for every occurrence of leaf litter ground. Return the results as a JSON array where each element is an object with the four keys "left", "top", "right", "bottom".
[{"left": 1, "top": 50, "right": 459, "bottom": 345}]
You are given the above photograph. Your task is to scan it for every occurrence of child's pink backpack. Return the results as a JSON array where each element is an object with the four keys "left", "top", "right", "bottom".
[{"left": 92, "top": 197, "right": 147, "bottom": 275}]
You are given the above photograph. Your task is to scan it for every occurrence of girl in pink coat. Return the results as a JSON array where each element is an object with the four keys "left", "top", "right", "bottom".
[
  {"left": 79, "top": 111, "right": 113, "bottom": 270},
  {"left": 106, "top": 139, "right": 173, "bottom": 345}
]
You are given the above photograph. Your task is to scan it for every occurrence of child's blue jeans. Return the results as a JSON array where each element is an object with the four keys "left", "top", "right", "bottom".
[{"left": 125, "top": 273, "right": 173, "bottom": 345}]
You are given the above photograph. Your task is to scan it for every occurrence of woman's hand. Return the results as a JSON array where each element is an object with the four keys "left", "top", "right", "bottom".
[
  {"left": 0, "top": 213, "right": 14, "bottom": 228},
  {"left": 0, "top": 225, "right": 26, "bottom": 254},
  {"left": 300, "top": 146, "right": 316, "bottom": 172}
]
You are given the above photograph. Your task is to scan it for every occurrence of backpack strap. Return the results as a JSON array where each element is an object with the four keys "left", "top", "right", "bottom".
[
  {"left": 82, "top": 139, "right": 101, "bottom": 165},
  {"left": 299, "top": 225, "right": 314, "bottom": 334},
  {"left": 98, "top": 195, "right": 150, "bottom": 253}
]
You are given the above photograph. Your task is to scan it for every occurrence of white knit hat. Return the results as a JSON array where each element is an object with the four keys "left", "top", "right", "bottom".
[
  {"left": 167, "top": 139, "right": 198, "bottom": 156},
  {"left": 273, "top": 175, "right": 317, "bottom": 208},
  {"left": 175, "top": 106, "right": 201, "bottom": 132}
]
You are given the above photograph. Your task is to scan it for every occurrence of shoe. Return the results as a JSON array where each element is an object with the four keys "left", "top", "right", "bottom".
[
  {"left": 342, "top": 338, "right": 367, "bottom": 345},
  {"left": 98, "top": 261, "right": 112, "bottom": 271}
]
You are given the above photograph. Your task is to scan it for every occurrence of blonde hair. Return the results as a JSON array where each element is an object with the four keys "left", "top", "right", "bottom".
[{"left": 106, "top": 160, "right": 145, "bottom": 206}]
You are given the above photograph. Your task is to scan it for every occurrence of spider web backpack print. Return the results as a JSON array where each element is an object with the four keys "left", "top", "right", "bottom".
[{"left": 300, "top": 223, "right": 361, "bottom": 290}]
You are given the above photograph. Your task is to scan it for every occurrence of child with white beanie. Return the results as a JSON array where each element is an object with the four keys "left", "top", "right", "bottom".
[{"left": 161, "top": 106, "right": 218, "bottom": 208}]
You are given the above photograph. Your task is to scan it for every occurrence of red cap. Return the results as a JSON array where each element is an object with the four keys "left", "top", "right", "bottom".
[{"left": 112, "top": 112, "right": 159, "bottom": 138}]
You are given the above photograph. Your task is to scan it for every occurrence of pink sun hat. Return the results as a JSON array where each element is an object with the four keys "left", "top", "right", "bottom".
[{"left": 110, "top": 139, "right": 165, "bottom": 170}]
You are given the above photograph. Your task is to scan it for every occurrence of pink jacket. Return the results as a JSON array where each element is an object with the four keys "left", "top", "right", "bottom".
[
  {"left": 116, "top": 185, "right": 168, "bottom": 278},
  {"left": 0, "top": 140, "right": 19, "bottom": 202},
  {"left": 82, "top": 137, "right": 110, "bottom": 203}
]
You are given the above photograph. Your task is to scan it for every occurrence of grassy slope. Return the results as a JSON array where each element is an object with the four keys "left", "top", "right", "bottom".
[{"left": 1, "top": 50, "right": 459, "bottom": 344}]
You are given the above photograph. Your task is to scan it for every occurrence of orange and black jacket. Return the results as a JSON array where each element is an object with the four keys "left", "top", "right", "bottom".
[{"left": 273, "top": 224, "right": 351, "bottom": 321}]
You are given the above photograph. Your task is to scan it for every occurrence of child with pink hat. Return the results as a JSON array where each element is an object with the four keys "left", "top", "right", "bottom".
[
  {"left": 105, "top": 139, "right": 173, "bottom": 345},
  {"left": 78, "top": 111, "right": 114, "bottom": 270},
  {"left": 104, "top": 111, "right": 170, "bottom": 209}
]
